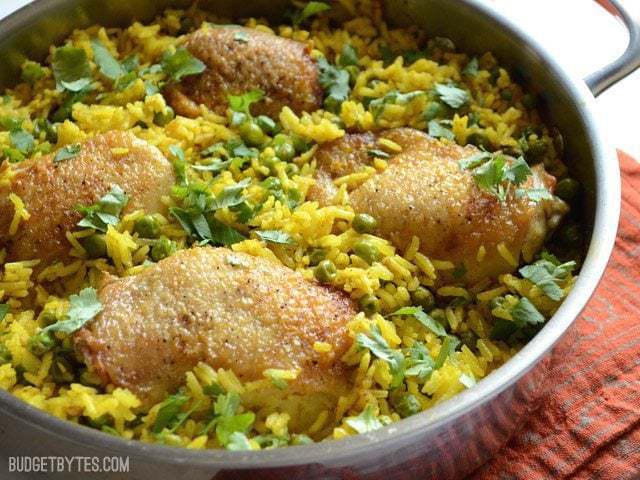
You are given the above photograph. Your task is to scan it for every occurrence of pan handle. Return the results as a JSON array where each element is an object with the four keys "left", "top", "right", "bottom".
[{"left": 585, "top": 0, "right": 640, "bottom": 96}]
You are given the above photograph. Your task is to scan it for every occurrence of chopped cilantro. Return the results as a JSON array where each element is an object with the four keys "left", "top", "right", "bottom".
[
  {"left": 463, "top": 57, "right": 479, "bottom": 77},
  {"left": 434, "top": 335, "right": 460, "bottom": 369},
  {"left": 233, "top": 31, "right": 250, "bottom": 43},
  {"left": 201, "top": 392, "right": 256, "bottom": 446},
  {"left": 345, "top": 405, "right": 383, "bottom": 434},
  {"left": 255, "top": 230, "right": 296, "bottom": 245},
  {"left": 317, "top": 57, "right": 351, "bottom": 113},
  {"left": 227, "top": 89, "right": 264, "bottom": 116},
  {"left": 41, "top": 288, "right": 102, "bottom": 335},
  {"left": 161, "top": 47, "right": 206, "bottom": 82},
  {"left": 338, "top": 44, "right": 359, "bottom": 67},
  {"left": 369, "top": 90, "right": 424, "bottom": 119},
  {"left": 227, "top": 432, "right": 253, "bottom": 451},
  {"left": 91, "top": 39, "right": 125, "bottom": 81},
  {"left": 21, "top": 61, "right": 46, "bottom": 84},
  {"left": 293, "top": 1, "right": 331, "bottom": 26},
  {"left": 356, "top": 325, "right": 404, "bottom": 387},
  {"left": 367, "top": 149, "right": 390, "bottom": 159},
  {"left": 511, "top": 297, "right": 545, "bottom": 325},
  {"left": 404, "top": 342, "right": 435, "bottom": 381},
  {"left": 152, "top": 392, "right": 189, "bottom": 434},
  {"left": 434, "top": 83, "right": 469, "bottom": 109},
  {"left": 53, "top": 143, "right": 81, "bottom": 162},
  {"left": 0, "top": 116, "right": 23, "bottom": 131},
  {"left": 428, "top": 119, "right": 455, "bottom": 140},
  {"left": 519, "top": 259, "right": 576, "bottom": 301},
  {"left": 0, "top": 304, "right": 8, "bottom": 321},
  {"left": 76, "top": 185, "right": 129, "bottom": 232},
  {"left": 52, "top": 46, "right": 92, "bottom": 92},
  {"left": 10, "top": 129, "right": 34, "bottom": 155},
  {"left": 389, "top": 306, "right": 446, "bottom": 337}
]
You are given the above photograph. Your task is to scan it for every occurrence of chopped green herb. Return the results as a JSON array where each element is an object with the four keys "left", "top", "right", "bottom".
[
  {"left": 463, "top": 57, "right": 479, "bottom": 77},
  {"left": 255, "top": 230, "right": 296, "bottom": 245},
  {"left": 76, "top": 185, "right": 129, "bottom": 232},
  {"left": 511, "top": 297, "right": 545, "bottom": 325},
  {"left": 161, "top": 47, "right": 206, "bottom": 82},
  {"left": 41, "top": 288, "right": 102, "bottom": 335},
  {"left": 0, "top": 304, "right": 8, "bottom": 321},
  {"left": 516, "top": 188, "right": 554, "bottom": 202},
  {"left": 152, "top": 392, "right": 189, "bottom": 434},
  {"left": 369, "top": 90, "right": 424, "bottom": 119},
  {"left": 10, "top": 129, "right": 34, "bottom": 155},
  {"left": 345, "top": 405, "right": 383, "bottom": 434},
  {"left": 91, "top": 39, "right": 125, "bottom": 80},
  {"left": 356, "top": 325, "right": 404, "bottom": 387},
  {"left": 434, "top": 83, "right": 469, "bottom": 109},
  {"left": 519, "top": 259, "right": 576, "bottom": 301},
  {"left": 434, "top": 335, "right": 460, "bottom": 369},
  {"left": 339, "top": 44, "right": 359, "bottom": 67},
  {"left": 227, "top": 89, "right": 264, "bottom": 115},
  {"left": 317, "top": 57, "right": 350, "bottom": 113},
  {"left": 390, "top": 306, "right": 447, "bottom": 337},
  {"left": 404, "top": 342, "right": 435, "bottom": 381},
  {"left": 226, "top": 432, "right": 253, "bottom": 451},
  {"left": 428, "top": 119, "right": 455, "bottom": 140},
  {"left": 233, "top": 31, "right": 250, "bottom": 43},
  {"left": 0, "top": 116, "right": 23, "bottom": 131},
  {"left": 52, "top": 46, "right": 92, "bottom": 92},
  {"left": 293, "top": 1, "right": 331, "bottom": 26},
  {"left": 53, "top": 143, "right": 81, "bottom": 162},
  {"left": 21, "top": 61, "right": 46, "bottom": 84},
  {"left": 367, "top": 149, "right": 390, "bottom": 159}
]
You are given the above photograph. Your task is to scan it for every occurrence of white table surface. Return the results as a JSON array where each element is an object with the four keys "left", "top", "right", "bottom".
[{"left": 2, "top": 0, "right": 639, "bottom": 159}]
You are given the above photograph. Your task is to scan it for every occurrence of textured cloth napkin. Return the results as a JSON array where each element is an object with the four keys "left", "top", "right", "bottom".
[{"left": 472, "top": 152, "right": 640, "bottom": 479}]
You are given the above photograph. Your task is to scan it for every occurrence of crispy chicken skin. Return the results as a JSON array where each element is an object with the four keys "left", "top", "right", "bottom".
[
  {"left": 0, "top": 131, "right": 175, "bottom": 267},
  {"left": 165, "top": 26, "right": 323, "bottom": 118},
  {"left": 74, "top": 247, "right": 356, "bottom": 406},
  {"left": 309, "top": 128, "right": 567, "bottom": 284}
]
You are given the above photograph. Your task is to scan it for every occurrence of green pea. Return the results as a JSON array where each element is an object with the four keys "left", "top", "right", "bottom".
[
  {"left": 51, "top": 355, "right": 75, "bottom": 383},
  {"left": 0, "top": 345, "right": 12, "bottom": 365},
  {"left": 555, "top": 178, "right": 581, "bottom": 202},
  {"left": 393, "top": 393, "right": 421, "bottom": 418},
  {"left": 262, "top": 156, "right": 279, "bottom": 173},
  {"left": 359, "top": 294, "right": 380, "bottom": 316},
  {"left": 153, "top": 107, "right": 175, "bottom": 126},
  {"left": 291, "top": 134, "right": 309, "bottom": 154},
  {"left": 151, "top": 236, "right": 176, "bottom": 262},
  {"left": 525, "top": 138, "right": 547, "bottom": 161},
  {"left": 309, "top": 248, "right": 326, "bottom": 266},
  {"left": 353, "top": 240, "right": 380, "bottom": 264},
  {"left": 314, "top": 259, "right": 337, "bottom": 283},
  {"left": 28, "top": 330, "right": 56, "bottom": 356},
  {"left": 411, "top": 286, "right": 435, "bottom": 311},
  {"left": 239, "top": 121, "right": 266, "bottom": 147},
  {"left": 256, "top": 115, "right": 277, "bottom": 135},
  {"left": 81, "top": 234, "right": 107, "bottom": 259},
  {"left": 352, "top": 213, "right": 378, "bottom": 234},
  {"left": 557, "top": 223, "right": 582, "bottom": 248},
  {"left": 423, "top": 101, "right": 445, "bottom": 121},
  {"left": 275, "top": 142, "right": 296, "bottom": 162},
  {"left": 134, "top": 215, "right": 161, "bottom": 239}
]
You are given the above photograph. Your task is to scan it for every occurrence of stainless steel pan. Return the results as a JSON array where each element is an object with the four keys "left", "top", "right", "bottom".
[{"left": 0, "top": 1, "right": 637, "bottom": 478}]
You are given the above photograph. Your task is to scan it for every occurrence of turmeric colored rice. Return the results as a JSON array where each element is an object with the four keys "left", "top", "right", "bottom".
[{"left": 0, "top": 0, "right": 582, "bottom": 450}]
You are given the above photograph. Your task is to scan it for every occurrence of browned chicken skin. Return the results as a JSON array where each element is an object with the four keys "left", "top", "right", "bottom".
[
  {"left": 165, "top": 26, "right": 323, "bottom": 118},
  {"left": 309, "top": 128, "right": 567, "bottom": 284},
  {"left": 0, "top": 131, "right": 175, "bottom": 268},
  {"left": 74, "top": 247, "right": 356, "bottom": 406}
]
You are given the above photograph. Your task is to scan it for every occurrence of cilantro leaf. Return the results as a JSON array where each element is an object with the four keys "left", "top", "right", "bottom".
[
  {"left": 0, "top": 304, "right": 9, "bottom": 321},
  {"left": 226, "top": 432, "right": 253, "bottom": 451},
  {"left": 504, "top": 156, "right": 532, "bottom": 184},
  {"left": 434, "top": 335, "right": 460, "bottom": 369},
  {"left": 233, "top": 31, "right": 250, "bottom": 44},
  {"left": 404, "top": 342, "right": 435, "bottom": 380},
  {"left": 255, "top": 230, "right": 296, "bottom": 245},
  {"left": 390, "top": 306, "right": 446, "bottom": 337},
  {"left": 41, "top": 288, "right": 102, "bottom": 335},
  {"left": 53, "top": 143, "right": 81, "bottom": 163},
  {"left": 52, "top": 46, "right": 92, "bottom": 92},
  {"left": 76, "top": 185, "right": 129, "bottom": 232},
  {"left": 434, "top": 83, "right": 469, "bottom": 109},
  {"left": 228, "top": 89, "right": 264, "bottom": 115},
  {"left": 152, "top": 392, "right": 189, "bottom": 434},
  {"left": 428, "top": 119, "right": 454, "bottom": 140},
  {"left": 317, "top": 57, "right": 350, "bottom": 113},
  {"left": 463, "top": 57, "right": 479, "bottom": 77},
  {"left": 210, "top": 178, "right": 251, "bottom": 210},
  {"left": 207, "top": 392, "right": 256, "bottom": 446},
  {"left": 356, "top": 325, "right": 404, "bottom": 388},
  {"left": 293, "top": 1, "right": 331, "bottom": 26},
  {"left": 370, "top": 90, "right": 424, "bottom": 119},
  {"left": 519, "top": 259, "right": 576, "bottom": 301},
  {"left": 10, "top": 129, "right": 34, "bottom": 155},
  {"left": 367, "top": 149, "right": 390, "bottom": 159},
  {"left": 207, "top": 217, "right": 246, "bottom": 246},
  {"left": 345, "top": 405, "right": 383, "bottom": 434},
  {"left": 161, "top": 47, "right": 206, "bottom": 82},
  {"left": 511, "top": 297, "right": 545, "bottom": 325},
  {"left": 339, "top": 44, "right": 358, "bottom": 67},
  {"left": 516, "top": 188, "right": 554, "bottom": 202},
  {"left": 91, "top": 39, "right": 125, "bottom": 80}
]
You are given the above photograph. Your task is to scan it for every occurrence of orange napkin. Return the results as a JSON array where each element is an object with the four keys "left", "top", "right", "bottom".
[{"left": 472, "top": 151, "right": 640, "bottom": 479}]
